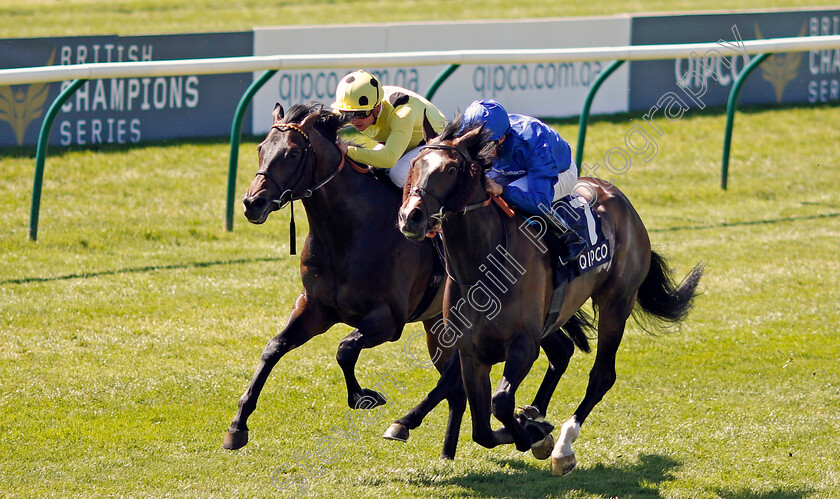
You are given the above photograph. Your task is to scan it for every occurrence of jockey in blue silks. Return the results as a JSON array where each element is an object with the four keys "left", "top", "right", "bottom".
[{"left": 461, "top": 99, "right": 588, "bottom": 264}]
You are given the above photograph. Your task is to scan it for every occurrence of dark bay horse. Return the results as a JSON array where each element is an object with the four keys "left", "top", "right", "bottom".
[
  {"left": 223, "top": 102, "right": 459, "bottom": 454},
  {"left": 397, "top": 118, "right": 703, "bottom": 475},
  {"left": 224, "top": 102, "right": 587, "bottom": 459}
]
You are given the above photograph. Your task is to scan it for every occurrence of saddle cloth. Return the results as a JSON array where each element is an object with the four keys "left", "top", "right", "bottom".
[
  {"left": 532, "top": 194, "right": 611, "bottom": 337},
  {"left": 544, "top": 194, "right": 611, "bottom": 283}
]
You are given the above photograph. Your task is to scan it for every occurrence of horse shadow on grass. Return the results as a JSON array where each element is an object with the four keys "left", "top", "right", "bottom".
[{"left": 402, "top": 454, "right": 812, "bottom": 498}]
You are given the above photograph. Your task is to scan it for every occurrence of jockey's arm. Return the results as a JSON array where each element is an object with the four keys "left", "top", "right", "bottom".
[
  {"left": 500, "top": 141, "right": 561, "bottom": 215},
  {"left": 502, "top": 174, "right": 556, "bottom": 215},
  {"left": 346, "top": 107, "right": 414, "bottom": 169}
]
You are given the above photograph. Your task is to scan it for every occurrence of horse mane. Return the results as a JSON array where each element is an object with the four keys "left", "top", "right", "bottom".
[
  {"left": 282, "top": 101, "right": 350, "bottom": 143},
  {"left": 423, "top": 115, "right": 497, "bottom": 213}
]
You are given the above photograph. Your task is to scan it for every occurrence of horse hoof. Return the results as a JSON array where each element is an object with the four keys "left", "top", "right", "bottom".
[
  {"left": 531, "top": 433, "right": 554, "bottom": 460},
  {"left": 382, "top": 423, "right": 409, "bottom": 442},
  {"left": 222, "top": 430, "right": 249, "bottom": 450},
  {"left": 525, "top": 418, "right": 555, "bottom": 435},
  {"left": 515, "top": 405, "right": 542, "bottom": 421},
  {"left": 351, "top": 389, "right": 388, "bottom": 409},
  {"left": 551, "top": 452, "right": 577, "bottom": 476}
]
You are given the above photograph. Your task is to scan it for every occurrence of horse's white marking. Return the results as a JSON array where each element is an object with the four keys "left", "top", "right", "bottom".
[
  {"left": 402, "top": 195, "right": 424, "bottom": 215},
  {"left": 552, "top": 416, "right": 581, "bottom": 459}
]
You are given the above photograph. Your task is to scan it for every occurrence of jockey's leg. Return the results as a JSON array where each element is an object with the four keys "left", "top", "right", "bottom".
[
  {"left": 547, "top": 165, "right": 589, "bottom": 265},
  {"left": 388, "top": 145, "right": 423, "bottom": 188}
]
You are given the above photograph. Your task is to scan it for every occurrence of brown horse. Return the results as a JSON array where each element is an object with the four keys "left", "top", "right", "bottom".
[
  {"left": 224, "top": 102, "right": 589, "bottom": 459},
  {"left": 397, "top": 117, "right": 703, "bottom": 475},
  {"left": 223, "top": 102, "right": 458, "bottom": 454}
]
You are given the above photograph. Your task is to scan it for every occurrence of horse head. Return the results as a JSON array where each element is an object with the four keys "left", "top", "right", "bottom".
[
  {"left": 398, "top": 115, "right": 491, "bottom": 241},
  {"left": 242, "top": 102, "right": 344, "bottom": 224}
]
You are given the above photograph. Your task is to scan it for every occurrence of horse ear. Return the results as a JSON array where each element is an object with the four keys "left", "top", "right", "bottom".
[
  {"left": 454, "top": 123, "right": 485, "bottom": 151},
  {"left": 422, "top": 110, "right": 438, "bottom": 143},
  {"left": 273, "top": 103, "right": 284, "bottom": 123},
  {"left": 299, "top": 108, "right": 321, "bottom": 130}
]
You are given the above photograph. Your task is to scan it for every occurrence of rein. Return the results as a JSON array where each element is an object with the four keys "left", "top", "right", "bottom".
[
  {"left": 412, "top": 143, "right": 514, "bottom": 287},
  {"left": 412, "top": 144, "right": 493, "bottom": 222},
  {"left": 257, "top": 121, "right": 367, "bottom": 254},
  {"left": 412, "top": 144, "right": 513, "bottom": 222},
  {"left": 431, "top": 201, "right": 512, "bottom": 288}
]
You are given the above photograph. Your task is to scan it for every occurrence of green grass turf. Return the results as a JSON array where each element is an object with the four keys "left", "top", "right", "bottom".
[{"left": 2, "top": 0, "right": 840, "bottom": 38}]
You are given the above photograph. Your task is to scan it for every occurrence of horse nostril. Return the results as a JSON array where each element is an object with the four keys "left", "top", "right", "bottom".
[
  {"left": 408, "top": 209, "right": 425, "bottom": 225},
  {"left": 244, "top": 196, "right": 267, "bottom": 210}
]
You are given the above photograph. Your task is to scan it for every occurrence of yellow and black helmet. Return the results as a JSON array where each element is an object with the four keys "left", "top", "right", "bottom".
[{"left": 331, "top": 70, "right": 382, "bottom": 112}]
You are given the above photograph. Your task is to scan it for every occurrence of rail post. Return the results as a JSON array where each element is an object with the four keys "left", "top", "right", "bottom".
[
  {"left": 721, "top": 53, "right": 770, "bottom": 190},
  {"left": 226, "top": 69, "right": 278, "bottom": 231},
  {"left": 425, "top": 64, "right": 459, "bottom": 101},
  {"left": 29, "top": 78, "right": 86, "bottom": 241},
  {"left": 575, "top": 60, "right": 625, "bottom": 172}
]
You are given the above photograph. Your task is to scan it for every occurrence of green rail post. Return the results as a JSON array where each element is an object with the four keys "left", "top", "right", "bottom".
[
  {"left": 226, "top": 69, "right": 278, "bottom": 232},
  {"left": 425, "top": 64, "right": 459, "bottom": 101},
  {"left": 721, "top": 53, "right": 770, "bottom": 190},
  {"left": 575, "top": 60, "right": 625, "bottom": 173},
  {"left": 29, "top": 78, "right": 87, "bottom": 241}
]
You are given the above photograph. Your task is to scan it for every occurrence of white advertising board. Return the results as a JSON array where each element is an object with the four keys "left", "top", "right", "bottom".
[{"left": 252, "top": 17, "right": 631, "bottom": 134}]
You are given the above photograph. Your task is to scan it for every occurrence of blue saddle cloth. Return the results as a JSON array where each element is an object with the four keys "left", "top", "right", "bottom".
[{"left": 547, "top": 194, "right": 611, "bottom": 285}]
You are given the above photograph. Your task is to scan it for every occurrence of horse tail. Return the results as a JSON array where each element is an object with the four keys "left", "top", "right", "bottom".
[
  {"left": 633, "top": 250, "right": 704, "bottom": 334},
  {"left": 563, "top": 309, "right": 595, "bottom": 353}
]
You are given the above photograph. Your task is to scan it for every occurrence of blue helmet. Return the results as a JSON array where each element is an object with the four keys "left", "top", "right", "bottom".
[{"left": 461, "top": 99, "right": 510, "bottom": 141}]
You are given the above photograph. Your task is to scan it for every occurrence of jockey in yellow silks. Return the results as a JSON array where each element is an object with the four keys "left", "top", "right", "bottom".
[{"left": 332, "top": 70, "right": 446, "bottom": 188}]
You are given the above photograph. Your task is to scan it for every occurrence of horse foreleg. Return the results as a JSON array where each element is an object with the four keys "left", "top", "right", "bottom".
[
  {"left": 223, "top": 293, "right": 334, "bottom": 450},
  {"left": 430, "top": 319, "right": 467, "bottom": 461},
  {"left": 336, "top": 304, "right": 401, "bottom": 409},
  {"left": 384, "top": 347, "right": 466, "bottom": 459},
  {"left": 490, "top": 333, "right": 542, "bottom": 453},
  {"left": 459, "top": 353, "right": 510, "bottom": 449},
  {"left": 552, "top": 311, "right": 627, "bottom": 475}
]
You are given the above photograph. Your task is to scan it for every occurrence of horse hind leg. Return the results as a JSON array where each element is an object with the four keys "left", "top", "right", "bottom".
[
  {"left": 514, "top": 331, "right": 575, "bottom": 460},
  {"left": 552, "top": 308, "right": 628, "bottom": 476},
  {"left": 336, "top": 304, "right": 401, "bottom": 409},
  {"left": 224, "top": 296, "right": 334, "bottom": 450},
  {"left": 529, "top": 330, "right": 576, "bottom": 416}
]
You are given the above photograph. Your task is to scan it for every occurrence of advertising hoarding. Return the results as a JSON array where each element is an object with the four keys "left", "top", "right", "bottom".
[
  {"left": 0, "top": 32, "right": 253, "bottom": 147},
  {"left": 629, "top": 9, "right": 840, "bottom": 111},
  {"left": 251, "top": 17, "right": 632, "bottom": 134}
]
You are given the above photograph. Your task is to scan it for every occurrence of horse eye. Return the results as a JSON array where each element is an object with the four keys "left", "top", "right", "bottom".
[
  {"left": 288, "top": 148, "right": 300, "bottom": 159},
  {"left": 446, "top": 166, "right": 457, "bottom": 175}
]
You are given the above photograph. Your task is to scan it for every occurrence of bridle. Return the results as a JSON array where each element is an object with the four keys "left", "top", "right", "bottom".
[
  {"left": 407, "top": 142, "right": 512, "bottom": 288},
  {"left": 255, "top": 122, "right": 355, "bottom": 205},
  {"left": 251, "top": 118, "right": 369, "bottom": 256},
  {"left": 407, "top": 143, "right": 492, "bottom": 224}
]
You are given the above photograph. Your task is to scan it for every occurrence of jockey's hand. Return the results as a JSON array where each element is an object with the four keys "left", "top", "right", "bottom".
[
  {"left": 485, "top": 177, "right": 503, "bottom": 196},
  {"left": 336, "top": 138, "right": 348, "bottom": 155}
]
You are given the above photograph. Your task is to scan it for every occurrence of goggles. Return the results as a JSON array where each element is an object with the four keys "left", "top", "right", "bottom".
[{"left": 342, "top": 109, "right": 373, "bottom": 120}]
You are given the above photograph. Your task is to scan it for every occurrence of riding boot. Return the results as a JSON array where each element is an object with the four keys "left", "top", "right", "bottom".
[
  {"left": 549, "top": 226, "right": 588, "bottom": 265},
  {"left": 544, "top": 207, "right": 589, "bottom": 265}
]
